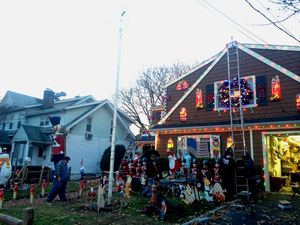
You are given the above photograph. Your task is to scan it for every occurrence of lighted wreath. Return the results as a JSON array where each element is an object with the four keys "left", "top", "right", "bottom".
[{"left": 218, "top": 77, "right": 254, "bottom": 108}]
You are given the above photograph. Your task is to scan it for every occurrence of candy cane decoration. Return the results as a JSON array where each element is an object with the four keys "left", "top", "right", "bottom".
[
  {"left": 79, "top": 179, "right": 85, "bottom": 197},
  {"left": 0, "top": 188, "right": 4, "bottom": 208},
  {"left": 41, "top": 179, "right": 47, "bottom": 197},
  {"left": 30, "top": 184, "right": 35, "bottom": 204},
  {"left": 13, "top": 182, "right": 18, "bottom": 200}
]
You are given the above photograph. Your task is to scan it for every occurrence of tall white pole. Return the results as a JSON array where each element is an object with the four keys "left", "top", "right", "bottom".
[{"left": 107, "top": 11, "right": 126, "bottom": 205}]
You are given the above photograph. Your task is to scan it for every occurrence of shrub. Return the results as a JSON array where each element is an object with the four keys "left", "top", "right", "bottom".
[{"left": 100, "top": 145, "right": 126, "bottom": 172}]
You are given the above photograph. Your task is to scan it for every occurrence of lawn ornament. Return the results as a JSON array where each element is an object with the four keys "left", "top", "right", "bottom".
[
  {"left": 13, "top": 182, "right": 18, "bottom": 200},
  {"left": 203, "top": 178, "right": 213, "bottom": 202},
  {"left": 88, "top": 185, "right": 96, "bottom": 200},
  {"left": 0, "top": 147, "right": 12, "bottom": 187},
  {"left": 210, "top": 182, "right": 225, "bottom": 203},
  {"left": 30, "top": 184, "right": 35, "bottom": 204},
  {"left": 0, "top": 188, "right": 4, "bottom": 208},
  {"left": 41, "top": 179, "right": 47, "bottom": 197}
]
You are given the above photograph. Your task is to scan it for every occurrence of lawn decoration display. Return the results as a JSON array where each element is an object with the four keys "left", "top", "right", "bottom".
[
  {"left": 270, "top": 75, "right": 281, "bottom": 101},
  {"left": 0, "top": 148, "right": 12, "bottom": 187}
]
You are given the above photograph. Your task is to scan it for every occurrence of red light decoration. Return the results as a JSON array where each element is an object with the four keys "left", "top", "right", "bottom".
[
  {"left": 176, "top": 82, "right": 182, "bottom": 91},
  {"left": 182, "top": 80, "right": 189, "bottom": 90},
  {"left": 296, "top": 94, "right": 300, "bottom": 111},
  {"left": 179, "top": 107, "right": 187, "bottom": 122},
  {"left": 195, "top": 88, "right": 204, "bottom": 109},
  {"left": 270, "top": 75, "right": 281, "bottom": 101}
]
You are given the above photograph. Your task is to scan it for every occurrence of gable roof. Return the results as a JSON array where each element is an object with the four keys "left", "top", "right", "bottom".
[
  {"left": 158, "top": 41, "right": 300, "bottom": 125},
  {"left": 12, "top": 125, "right": 52, "bottom": 144},
  {"left": 65, "top": 100, "right": 135, "bottom": 140},
  {"left": 0, "top": 91, "right": 42, "bottom": 111}
]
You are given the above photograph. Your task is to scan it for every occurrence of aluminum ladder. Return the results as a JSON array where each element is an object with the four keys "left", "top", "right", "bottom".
[{"left": 226, "top": 41, "right": 249, "bottom": 197}]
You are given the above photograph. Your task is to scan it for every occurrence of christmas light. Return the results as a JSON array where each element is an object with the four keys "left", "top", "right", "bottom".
[{"left": 270, "top": 75, "right": 281, "bottom": 101}]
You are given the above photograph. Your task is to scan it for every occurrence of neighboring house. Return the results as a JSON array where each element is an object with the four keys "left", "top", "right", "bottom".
[
  {"left": 151, "top": 41, "right": 300, "bottom": 192},
  {"left": 0, "top": 89, "right": 135, "bottom": 178}
]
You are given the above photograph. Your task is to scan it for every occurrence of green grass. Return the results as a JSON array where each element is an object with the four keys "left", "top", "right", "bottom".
[{"left": 0, "top": 182, "right": 217, "bottom": 225}]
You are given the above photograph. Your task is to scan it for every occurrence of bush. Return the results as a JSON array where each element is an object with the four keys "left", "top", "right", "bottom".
[{"left": 100, "top": 145, "right": 126, "bottom": 172}]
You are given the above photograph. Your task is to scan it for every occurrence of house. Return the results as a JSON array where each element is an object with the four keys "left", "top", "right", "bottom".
[
  {"left": 151, "top": 41, "right": 300, "bottom": 192},
  {"left": 0, "top": 89, "right": 135, "bottom": 178}
]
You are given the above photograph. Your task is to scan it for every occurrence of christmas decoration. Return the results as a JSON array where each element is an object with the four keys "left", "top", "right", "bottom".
[
  {"left": 13, "top": 182, "right": 18, "bottom": 200},
  {"left": 270, "top": 75, "right": 281, "bottom": 101},
  {"left": 167, "top": 138, "right": 174, "bottom": 150},
  {"left": 0, "top": 188, "right": 4, "bottom": 208},
  {"left": 179, "top": 107, "right": 187, "bottom": 122},
  {"left": 296, "top": 94, "right": 300, "bottom": 111},
  {"left": 176, "top": 81, "right": 182, "bottom": 90},
  {"left": 49, "top": 116, "right": 61, "bottom": 132},
  {"left": 182, "top": 80, "right": 189, "bottom": 90},
  {"left": 218, "top": 77, "right": 254, "bottom": 108},
  {"left": 30, "top": 184, "right": 35, "bottom": 204},
  {"left": 41, "top": 179, "right": 47, "bottom": 197},
  {"left": 196, "top": 89, "right": 204, "bottom": 109},
  {"left": 176, "top": 80, "right": 189, "bottom": 90}
]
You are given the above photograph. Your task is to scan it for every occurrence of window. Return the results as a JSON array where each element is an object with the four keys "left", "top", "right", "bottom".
[
  {"left": 214, "top": 75, "right": 256, "bottom": 111},
  {"left": 40, "top": 116, "right": 50, "bottom": 126},
  {"left": 17, "top": 121, "right": 21, "bottom": 128},
  {"left": 86, "top": 117, "right": 92, "bottom": 132},
  {"left": 9, "top": 122, "right": 13, "bottom": 129},
  {"left": 1, "top": 121, "right": 6, "bottom": 130}
]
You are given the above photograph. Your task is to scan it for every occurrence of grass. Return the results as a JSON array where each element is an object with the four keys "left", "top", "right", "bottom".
[{"left": 0, "top": 181, "right": 217, "bottom": 225}]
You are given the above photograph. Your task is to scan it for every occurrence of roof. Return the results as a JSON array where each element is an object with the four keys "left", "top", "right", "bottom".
[
  {"left": 12, "top": 125, "right": 52, "bottom": 144},
  {"left": 135, "top": 134, "right": 155, "bottom": 144},
  {"left": 158, "top": 41, "right": 300, "bottom": 125},
  {"left": 0, "top": 91, "right": 42, "bottom": 111}
]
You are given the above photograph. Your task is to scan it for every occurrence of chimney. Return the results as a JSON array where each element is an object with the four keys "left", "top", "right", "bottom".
[{"left": 42, "top": 89, "right": 55, "bottom": 109}]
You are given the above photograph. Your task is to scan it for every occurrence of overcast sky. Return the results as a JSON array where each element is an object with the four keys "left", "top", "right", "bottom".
[{"left": 0, "top": 0, "right": 299, "bottom": 101}]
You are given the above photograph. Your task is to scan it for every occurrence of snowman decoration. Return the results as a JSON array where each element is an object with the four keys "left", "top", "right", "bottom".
[{"left": 0, "top": 147, "right": 12, "bottom": 187}]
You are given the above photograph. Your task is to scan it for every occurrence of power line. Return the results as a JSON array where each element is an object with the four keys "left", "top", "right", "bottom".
[
  {"left": 244, "top": 0, "right": 300, "bottom": 43},
  {"left": 195, "top": 0, "right": 268, "bottom": 44}
]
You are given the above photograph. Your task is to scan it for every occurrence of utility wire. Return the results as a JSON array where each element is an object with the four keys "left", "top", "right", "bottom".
[
  {"left": 255, "top": 0, "right": 293, "bottom": 36},
  {"left": 244, "top": 0, "right": 300, "bottom": 43},
  {"left": 196, "top": 0, "right": 268, "bottom": 44}
]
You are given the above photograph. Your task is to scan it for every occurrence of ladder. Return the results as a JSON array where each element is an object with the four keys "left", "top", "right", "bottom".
[
  {"left": 118, "top": 143, "right": 136, "bottom": 172},
  {"left": 226, "top": 41, "right": 249, "bottom": 197}
]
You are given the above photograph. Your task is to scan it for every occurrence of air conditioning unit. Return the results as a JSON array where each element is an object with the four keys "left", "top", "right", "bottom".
[{"left": 85, "top": 132, "right": 93, "bottom": 140}]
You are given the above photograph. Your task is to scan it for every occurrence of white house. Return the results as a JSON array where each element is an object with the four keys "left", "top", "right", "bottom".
[{"left": 0, "top": 89, "right": 136, "bottom": 178}]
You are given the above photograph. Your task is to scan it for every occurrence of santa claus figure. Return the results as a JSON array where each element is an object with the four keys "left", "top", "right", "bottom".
[
  {"left": 0, "top": 147, "right": 12, "bottom": 187},
  {"left": 168, "top": 151, "right": 181, "bottom": 179}
]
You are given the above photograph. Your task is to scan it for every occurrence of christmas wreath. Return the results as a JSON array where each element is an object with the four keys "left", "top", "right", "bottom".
[{"left": 218, "top": 77, "right": 254, "bottom": 108}]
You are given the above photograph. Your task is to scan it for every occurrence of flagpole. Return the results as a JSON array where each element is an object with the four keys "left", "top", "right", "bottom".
[{"left": 107, "top": 10, "right": 126, "bottom": 205}]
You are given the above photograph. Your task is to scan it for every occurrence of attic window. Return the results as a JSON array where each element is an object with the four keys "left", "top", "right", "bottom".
[
  {"left": 86, "top": 117, "right": 92, "bottom": 132},
  {"left": 214, "top": 75, "right": 256, "bottom": 111},
  {"left": 40, "top": 116, "right": 50, "bottom": 126}
]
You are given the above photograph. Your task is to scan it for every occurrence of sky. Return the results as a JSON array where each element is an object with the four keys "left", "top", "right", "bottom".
[{"left": 0, "top": 0, "right": 299, "bottom": 101}]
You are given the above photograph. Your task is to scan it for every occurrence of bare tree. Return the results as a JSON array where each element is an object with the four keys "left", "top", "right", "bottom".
[
  {"left": 244, "top": 0, "right": 300, "bottom": 43},
  {"left": 119, "top": 62, "right": 191, "bottom": 132}
]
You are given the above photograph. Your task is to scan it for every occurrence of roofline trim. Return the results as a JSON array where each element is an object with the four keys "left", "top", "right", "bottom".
[
  {"left": 238, "top": 43, "right": 300, "bottom": 83},
  {"left": 157, "top": 48, "right": 227, "bottom": 125},
  {"left": 165, "top": 49, "right": 225, "bottom": 88}
]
